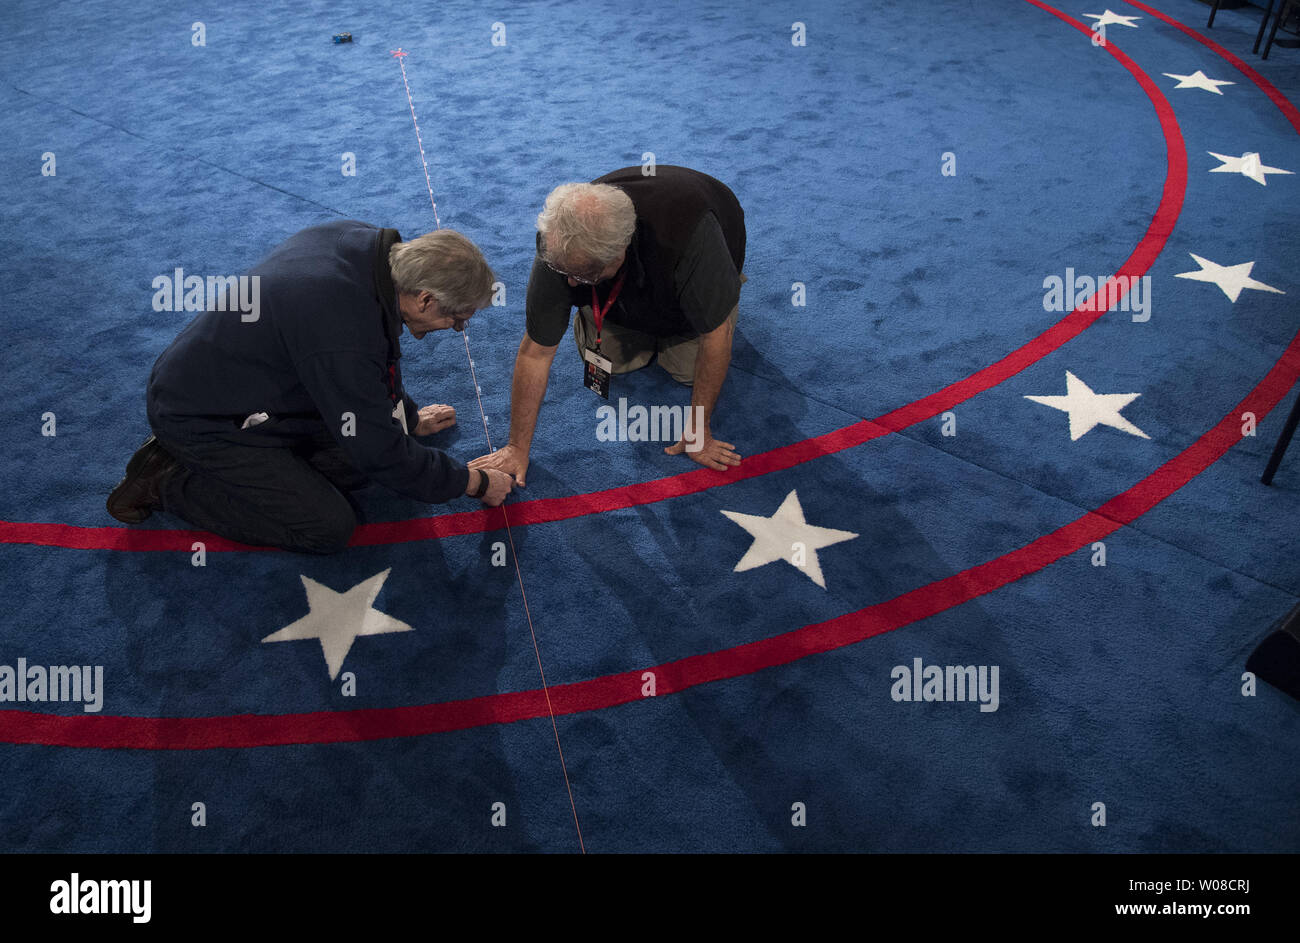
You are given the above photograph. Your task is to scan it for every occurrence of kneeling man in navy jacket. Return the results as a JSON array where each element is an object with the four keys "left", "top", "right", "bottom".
[{"left": 108, "top": 221, "right": 514, "bottom": 553}]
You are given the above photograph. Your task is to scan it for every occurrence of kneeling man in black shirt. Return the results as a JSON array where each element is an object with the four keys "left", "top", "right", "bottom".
[{"left": 470, "top": 165, "right": 747, "bottom": 485}]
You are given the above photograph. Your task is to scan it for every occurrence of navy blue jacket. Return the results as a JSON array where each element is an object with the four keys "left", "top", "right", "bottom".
[{"left": 147, "top": 221, "right": 470, "bottom": 503}]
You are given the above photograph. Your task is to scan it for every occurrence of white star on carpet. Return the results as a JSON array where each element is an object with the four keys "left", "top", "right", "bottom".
[
  {"left": 1162, "top": 70, "right": 1235, "bottom": 94},
  {"left": 1083, "top": 10, "right": 1141, "bottom": 28},
  {"left": 1025, "top": 371, "right": 1149, "bottom": 441},
  {"left": 721, "top": 490, "right": 858, "bottom": 589},
  {"left": 1207, "top": 150, "right": 1293, "bottom": 186},
  {"left": 263, "top": 568, "right": 413, "bottom": 680},
  {"left": 1174, "top": 253, "right": 1284, "bottom": 302}
]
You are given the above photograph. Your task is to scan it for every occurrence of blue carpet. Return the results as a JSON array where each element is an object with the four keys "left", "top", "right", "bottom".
[{"left": 0, "top": 0, "right": 1297, "bottom": 852}]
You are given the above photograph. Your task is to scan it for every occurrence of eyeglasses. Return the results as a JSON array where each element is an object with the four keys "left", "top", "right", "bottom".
[{"left": 544, "top": 259, "right": 605, "bottom": 286}]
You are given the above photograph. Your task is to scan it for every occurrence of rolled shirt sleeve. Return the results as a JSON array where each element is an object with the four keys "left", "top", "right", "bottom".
[
  {"left": 675, "top": 211, "right": 741, "bottom": 336},
  {"left": 524, "top": 232, "right": 576, "bottom": 347},
  {"left": 295, "top": 349, "right": 470, "bottom": 503}
]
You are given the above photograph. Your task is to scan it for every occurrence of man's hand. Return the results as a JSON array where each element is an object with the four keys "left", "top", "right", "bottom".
[
  {"left": 469, "top": 443, "right": 530, "bottom": 488},
  {"left": 465, "top": 467, "right": 515, "bottom": 506},
  {"left": 665, "top": 435, "right": 741, "bottom": 470},
  {"left": 414, "top": 403, "right": 456, "bottom": 436}
]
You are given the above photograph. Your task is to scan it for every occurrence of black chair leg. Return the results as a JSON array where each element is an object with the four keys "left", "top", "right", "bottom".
[
  {"left": 1209, "top": 0, "right": 1222, "bottom": 28},
  {"left": 1256, "top": 0, "right": 1279, "bottom": 54},
  {"left": 1264, "top": 0, "right": 1294, "bottom": 59},
  {"left": 1261, "top": 386, "right": 1300, "bottom": 486}
]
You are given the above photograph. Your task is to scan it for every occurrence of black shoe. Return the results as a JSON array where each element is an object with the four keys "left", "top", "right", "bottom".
[{"left": 107, "top": 435, "right": 179, "bottom": 524}]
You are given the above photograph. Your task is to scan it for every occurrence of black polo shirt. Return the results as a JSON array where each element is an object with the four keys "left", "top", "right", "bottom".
[{"left": 525, "top": 169, "right": 745, "bottom": 346}]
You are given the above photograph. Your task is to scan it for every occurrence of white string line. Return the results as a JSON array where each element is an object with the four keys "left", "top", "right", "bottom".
[
  {"left": 391, "top": 48, "right": 586, "bottom": 853},
  {"left": 392, "top": 50, "right": 441, "bottom": 231}
]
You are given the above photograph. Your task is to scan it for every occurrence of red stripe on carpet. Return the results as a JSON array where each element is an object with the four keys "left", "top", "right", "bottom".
[{"left": 0, "top": 24, "right": 1188, "bottom": 553}]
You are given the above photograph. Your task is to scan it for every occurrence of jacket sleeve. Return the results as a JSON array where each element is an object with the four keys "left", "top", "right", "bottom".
[{"left": 294, "top": 349, "right": 470, "bottom": 503}]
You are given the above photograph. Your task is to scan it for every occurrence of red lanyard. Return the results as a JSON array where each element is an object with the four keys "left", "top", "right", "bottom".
[{"left": 590, "top": 269, "right": 626, "bottom": 349}]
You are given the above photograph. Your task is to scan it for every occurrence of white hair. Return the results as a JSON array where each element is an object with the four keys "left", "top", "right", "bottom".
[
  {"left": 388, "top": 230, "right": 495, "bottom": 315},
  {"left": 536, "top": 183, "right": 636, "bottom": 269}
]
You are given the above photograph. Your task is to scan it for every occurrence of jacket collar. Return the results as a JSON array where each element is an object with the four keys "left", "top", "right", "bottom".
[{"left": 374, "top": 227, "right": 403, "bottom": 352}]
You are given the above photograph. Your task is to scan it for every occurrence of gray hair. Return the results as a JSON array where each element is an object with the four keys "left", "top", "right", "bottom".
[
  {"left": 536, "top": 183, "right": 636, "bottom": 269},
  {"left": 388, "top": 230, "right": 495, "bottom": 315}
]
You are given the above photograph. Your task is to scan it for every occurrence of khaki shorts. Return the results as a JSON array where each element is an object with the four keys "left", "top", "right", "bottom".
[{"left": 572, "top": 274, "right": 745, "bottom": 386}]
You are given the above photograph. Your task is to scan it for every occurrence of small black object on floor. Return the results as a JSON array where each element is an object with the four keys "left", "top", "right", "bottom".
[{"left": 1246, "top": 601, "right": 1300, "bottom": 701}]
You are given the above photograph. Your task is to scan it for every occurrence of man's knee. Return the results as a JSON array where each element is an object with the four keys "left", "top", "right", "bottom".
[
  {"left": 657, "top": 336, "right": 701, "bottom": 386},
  {"left": 658, "top": 304, "right": 737, "bottom": 386},
  {"left": 289, "top": 498, "right": 356, "bottom": 554},
  {"left": 663, "top": 356, "right": 696, "bottom": 386}
]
